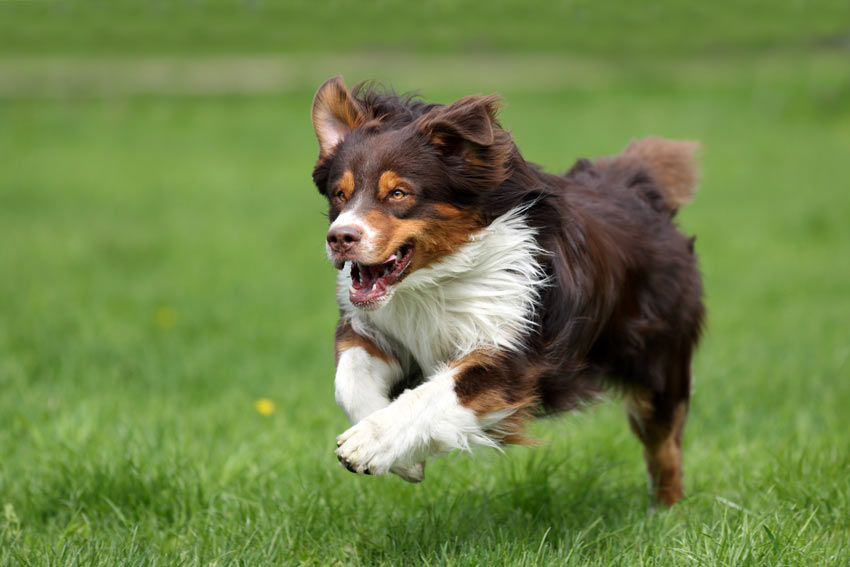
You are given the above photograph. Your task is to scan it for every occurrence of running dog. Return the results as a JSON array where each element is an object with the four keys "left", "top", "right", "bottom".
[{"left": 310, "top": 76, "right": 704, "bottom": 506}]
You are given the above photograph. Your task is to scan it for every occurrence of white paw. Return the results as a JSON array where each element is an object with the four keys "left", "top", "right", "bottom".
[
  {"left": 335, "top": 414, "right": 394, "bottom": 476},
  {"left": 335, "top": 410, "right": 426, "bottom": 482}
]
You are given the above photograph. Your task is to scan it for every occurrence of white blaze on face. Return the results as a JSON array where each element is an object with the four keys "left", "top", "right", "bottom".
[{"left": 326, "top": 204, "right": 380, "bottom": 260}]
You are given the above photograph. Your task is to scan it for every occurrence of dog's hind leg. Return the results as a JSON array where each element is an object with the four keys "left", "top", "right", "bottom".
[{"left": 624, "top": 347, "right": 693, "bottom": 507}]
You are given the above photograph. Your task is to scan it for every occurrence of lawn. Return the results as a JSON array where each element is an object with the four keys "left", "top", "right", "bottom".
[{"left": 1, "top": 3, "right": 850, "bottom": 566}]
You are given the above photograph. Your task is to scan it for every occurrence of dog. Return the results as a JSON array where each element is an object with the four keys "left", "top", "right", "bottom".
[{"left": 310, "top": 76, "right": 704, "bottom": 506}]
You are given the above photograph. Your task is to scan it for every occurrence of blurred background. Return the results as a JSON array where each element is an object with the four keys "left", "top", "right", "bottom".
[{"left": 1, "top": 1, "right": 849, "bottom": 565}]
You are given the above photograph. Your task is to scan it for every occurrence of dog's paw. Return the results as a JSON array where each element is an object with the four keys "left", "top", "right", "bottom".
[
  {"left": 335, "top": 414, "right": 397, "bottom": 477},
  {"left": 334, "top": 409, "right": 427, "bottom": 480},
  {"left": 391, "top": 460, "right": 425, "bottom": 483}
]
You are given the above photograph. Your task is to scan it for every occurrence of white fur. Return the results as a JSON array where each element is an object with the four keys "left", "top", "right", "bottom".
[
  {"left": 313, "top": 112, "right": 346, "bottom": 156},
  {"left": 333, "top": 207, "right": 546, "bottom": 478},
  {"left": 314, "top": 119, "right": 345, "bottom": 156},
  {"left": 337, "top": 207, "right": 548, "bottom": 375},
  {"left": 335, "top": 366, "right": 503, "bottom": 478},
  {"left": 326, "top": 204, "right": 379, "bottom": 260},
  {"left": 334, "top": 346, "right": 402, "bottom": 424}
]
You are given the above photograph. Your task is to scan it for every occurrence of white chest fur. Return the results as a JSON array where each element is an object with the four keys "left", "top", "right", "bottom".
[{"left": 337, "top": 208, "right": 548, "bottom": 375}]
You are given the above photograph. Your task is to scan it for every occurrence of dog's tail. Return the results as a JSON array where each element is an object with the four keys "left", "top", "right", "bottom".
[
  {"left": 623, "top": 137, "right": 700, "bottom": 212},
  {"left": 597, "top": 137, "right": 701, "bottom": 215}
]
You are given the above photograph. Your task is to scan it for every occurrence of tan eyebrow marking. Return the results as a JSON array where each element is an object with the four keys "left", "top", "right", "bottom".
[
  {"left": 377, "top": 170, "right": 406, "bottom": 200},
  {"left": 336, "top": 170, "right": 355, "bottom": 199}
]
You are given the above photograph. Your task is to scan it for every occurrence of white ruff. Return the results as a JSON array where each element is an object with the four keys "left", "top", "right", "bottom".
[{"left": 337, "top": 207, "right": 548, "bottom": 375}]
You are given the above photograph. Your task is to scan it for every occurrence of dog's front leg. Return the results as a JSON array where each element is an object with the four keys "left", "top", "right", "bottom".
[
  {"left": 334, "top": 319, "right": 405, "bottom": 424},
  {"left": 335, "top": 351, "right": 534, "bottom": 481},
  {"left": 333, "top": 321, "right": 427, "bottom": 481}
]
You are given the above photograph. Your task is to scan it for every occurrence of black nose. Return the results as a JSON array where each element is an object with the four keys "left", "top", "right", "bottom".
[{"left": 327, "top": 225, "right": 362, "bottom": 253}]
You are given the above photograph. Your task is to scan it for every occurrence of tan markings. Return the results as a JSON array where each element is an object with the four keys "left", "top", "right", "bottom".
[
  {"left": 334, "top": 320, "right": 395, "bottom": 365},
  {"left": 360, "top": 206, "right": 481, "bottom": 263},
  {"left": 451, "top": 350, "right": 540, "bottom": 446},
  {"left": 418, "top": 211, "right": 482, "bottom": 267},
  {"left": 431, "top": 203, "right": 467, "bottom": 219},
  {"left": 335, "top": 170, "right": 355, "bottom": 200},
  {"left": 312, "top": 77, "right": 365, "bottom": 157},
  {"left": 595, "top": 137, "right": 700, "bottom": 212},
  {"left": 621, "top": 137, "right": 700, "bottom": 210},
  {"left": 350, "top": 200, "right": 481, "bottom": 274},
  {"left": 626, "top": 391, "right": 688, "bottom": 507},
  {"left": 360, "top": 211, "right": 427, "bottom": 264},
  {"left": 467, "top": 391, "right": 537, "bottom": 446},
  {"left": 377, "top": 170, "right": 405, "bottom": 200}
]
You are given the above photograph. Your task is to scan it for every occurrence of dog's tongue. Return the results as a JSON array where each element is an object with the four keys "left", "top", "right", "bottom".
[
  {"left": 350, "top": 256, "right": 398, "bottom": 305},
  {"left": 351, "top": 273, "right": 389, "bottom": 304}
]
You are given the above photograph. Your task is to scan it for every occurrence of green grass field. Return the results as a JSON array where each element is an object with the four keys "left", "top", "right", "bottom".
[{"left": 1, "top": 2, "right": 850, "bottom": 565}]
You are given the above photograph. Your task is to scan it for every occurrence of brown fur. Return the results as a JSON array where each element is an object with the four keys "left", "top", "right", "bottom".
[{"left": 334, "top": 320, "right": 396, "bottom": 365}]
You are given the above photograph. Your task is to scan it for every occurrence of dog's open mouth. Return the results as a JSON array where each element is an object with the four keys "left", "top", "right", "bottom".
[{"left": 348, "top": 245, "right": 414, "bottom": 307}]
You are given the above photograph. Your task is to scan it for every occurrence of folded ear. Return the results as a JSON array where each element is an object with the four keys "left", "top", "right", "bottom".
[
  {"left": 311, "top": 76, "right": 365, "bottom": 157},
  {"left": 418, "top": 94, "right": 501, "bottom": 153}
]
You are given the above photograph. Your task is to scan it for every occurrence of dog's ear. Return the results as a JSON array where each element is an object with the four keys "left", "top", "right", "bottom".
[
  {"left": 311, "top": 76, "right": 365, "bottom": 157},
  {"left": 417, "top": 94, "right": 501, "bottom": 155},
  {"left": 417, "top": 94, "right": 511, "bottom": 194}
]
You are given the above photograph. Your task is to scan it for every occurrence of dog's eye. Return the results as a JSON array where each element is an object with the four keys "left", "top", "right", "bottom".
[
  {"left": 335, "top": 190, "right": 346, "bottom": 202},
  {"left": 390, "top": 189, "right": 406, "bottom": 200}
]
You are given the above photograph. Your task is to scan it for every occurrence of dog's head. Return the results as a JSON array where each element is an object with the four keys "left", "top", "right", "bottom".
[{"left": 311, "top": 76, "right": 513, "bottom": 310}]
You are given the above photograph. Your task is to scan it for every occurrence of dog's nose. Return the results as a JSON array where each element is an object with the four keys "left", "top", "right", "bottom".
[{"left": 327, "top": 225, "right": 362, "bottom": 253}]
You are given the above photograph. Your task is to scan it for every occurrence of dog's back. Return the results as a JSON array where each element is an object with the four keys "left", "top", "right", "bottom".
[{"left": 526, "top": 138, "right": 704, "bottom": 505}]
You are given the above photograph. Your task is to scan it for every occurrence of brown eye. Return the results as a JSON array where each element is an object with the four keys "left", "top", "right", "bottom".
[
  {"left": 335, "top": 190, "right": 346, "bottom": 202},
  {"left": 390, "top": 189, "right": 406, "bottom": 200}
]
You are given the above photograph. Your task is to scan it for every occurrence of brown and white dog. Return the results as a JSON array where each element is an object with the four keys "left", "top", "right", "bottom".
[{"left": 310, "top": 76, "right": 704, "bottom": 506}]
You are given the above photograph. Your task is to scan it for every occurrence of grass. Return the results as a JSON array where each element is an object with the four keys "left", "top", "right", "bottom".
[
  {"left": 1, "top": 0, "right": 848, "bottom": 57},
  {"left": 1, "top": 3, "right": 850, "bottom": 565}
]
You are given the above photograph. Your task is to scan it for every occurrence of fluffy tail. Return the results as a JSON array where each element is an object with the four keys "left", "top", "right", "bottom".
[{"left": 621, "top": 137, "right": 701, "bottom": 213}]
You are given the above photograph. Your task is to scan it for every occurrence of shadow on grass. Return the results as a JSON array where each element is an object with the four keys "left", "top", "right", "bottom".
[{"left": 351, "top": 450, "right": 650, "bottom": 563}]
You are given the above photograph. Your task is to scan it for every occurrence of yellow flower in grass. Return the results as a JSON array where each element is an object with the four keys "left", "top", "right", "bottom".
[
  {"left": 155, "top": 306, "right": 177, "bottom": 329},
  {"left": 254, "top": 398, "right": 276, "bottom": 416}
]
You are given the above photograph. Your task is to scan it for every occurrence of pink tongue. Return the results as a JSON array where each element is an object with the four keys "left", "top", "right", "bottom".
[
  {"left": 350, "top": 256, "right": 402, "bottom": 304},
  {"left": 351, "top": 269, "right": 388, "bottom": 303}
]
